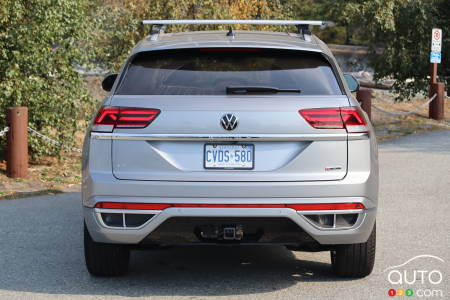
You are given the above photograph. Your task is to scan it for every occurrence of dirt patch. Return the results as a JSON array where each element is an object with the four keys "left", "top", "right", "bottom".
[
  {"left": 0, "top": 154, "right": 81, "bottom": 199},
  {"left": 369, "top": 89, "right": 450, "bottom": 142}
]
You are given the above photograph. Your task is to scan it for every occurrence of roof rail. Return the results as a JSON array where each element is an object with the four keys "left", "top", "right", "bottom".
[{"left": 141, "top": 19, "right": 334, "bottom": 41}]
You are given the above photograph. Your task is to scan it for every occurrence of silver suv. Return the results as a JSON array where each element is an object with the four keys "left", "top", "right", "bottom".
[{"left": 82, "top": 20, "right": 378, "bottom": 278}]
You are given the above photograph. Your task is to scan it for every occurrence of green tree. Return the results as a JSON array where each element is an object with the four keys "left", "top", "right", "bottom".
[
  {"left": 367, "top": 0, "right": 449, "bottom": 99},
  {"left": 0, "top": 0, "right": 94, "bottom": 157},
  {"left": 91, "top": 0, "right": 286, "bottom": 70},
  {"left": 286, "top": 0, "right": 449, "bottom": 99}
]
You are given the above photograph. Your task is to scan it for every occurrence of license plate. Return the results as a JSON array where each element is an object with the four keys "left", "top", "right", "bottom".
[{"left": 204, "top": 144, "right": 254, "bottom": 169}]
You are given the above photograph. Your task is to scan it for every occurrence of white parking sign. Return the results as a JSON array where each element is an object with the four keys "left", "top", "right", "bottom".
[{"left": 431, "top": 28, "right": 442, "bottom": 52}]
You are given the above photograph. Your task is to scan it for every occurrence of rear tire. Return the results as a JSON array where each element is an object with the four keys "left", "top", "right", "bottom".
[
  {"left": 84, "top": 223, "right": 130, "bottom": 276},
  {"left": 330, "top": 223, "right": 376, "bottom": 278}
]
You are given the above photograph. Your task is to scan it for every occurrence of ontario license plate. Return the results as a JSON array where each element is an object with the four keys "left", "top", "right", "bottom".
[{"left": 204, "top": 144, "right": 254, "bottom": 169}]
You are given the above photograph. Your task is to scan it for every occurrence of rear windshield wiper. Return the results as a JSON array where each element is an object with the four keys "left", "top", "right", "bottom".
[{"left": 226, "top": 86, "right": 302, "bottom": 94}]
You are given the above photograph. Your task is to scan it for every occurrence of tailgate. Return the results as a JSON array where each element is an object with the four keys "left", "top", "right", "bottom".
[{"left": 110, "top": 95, "right": 349, "bottom": 182}]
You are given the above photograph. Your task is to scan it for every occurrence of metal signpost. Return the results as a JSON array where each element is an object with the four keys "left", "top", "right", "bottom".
[
  {"left": 429, "top": 28, "right": 445, "bottom": 120},
  {"left": 430, "top": 28, "right": 442, "bottom": 83}
]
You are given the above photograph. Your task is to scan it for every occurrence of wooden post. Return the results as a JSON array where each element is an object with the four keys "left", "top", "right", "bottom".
[
  {"left": 429, "top": 82, "right": 445, "bottom": 120},
  {"left": 356, "top": 88, "right": 372, "bottom": 120},
  {"left": 6, "top": 107, "right": 28, "bottom": 178},
  {"left": 430, "top": 63, "right": 438, "bottom": 84}
]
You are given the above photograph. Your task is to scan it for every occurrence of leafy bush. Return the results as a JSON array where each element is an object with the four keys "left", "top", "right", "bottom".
[
  {"left": 0, "top": 0, "right": 95, "bottom": 158},
  {"left": 367, "top": 0, "right": 449, "bottom": 99}
]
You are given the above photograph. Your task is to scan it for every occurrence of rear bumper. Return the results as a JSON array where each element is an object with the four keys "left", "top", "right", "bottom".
[
  {"left": 82, "top": 168, "right": 378, "bottom": 207},
  {"left": 84, "top": 196, "right": 376, "bottom": 246}
]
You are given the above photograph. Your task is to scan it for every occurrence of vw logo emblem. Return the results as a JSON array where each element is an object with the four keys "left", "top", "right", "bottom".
[{"left": 220, "top": 114, "right": 238, "bottom": 131}]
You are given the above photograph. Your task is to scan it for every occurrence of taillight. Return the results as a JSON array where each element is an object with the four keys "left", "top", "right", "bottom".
[
  {"left": 92, "top": 106, "right": 160, "bottom": 132},
  {"left": 339, "top": 107, "right": 368, "bottom": 133},
  {"left": 299, "top": 106, "right": 367, "bottom": 133},
  {"left": 299, "top": 108, "right": 343, "bottom": 129}
]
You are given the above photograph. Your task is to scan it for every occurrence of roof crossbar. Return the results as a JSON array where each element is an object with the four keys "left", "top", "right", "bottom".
[
  {"left": 142, "top": 20, "right": 330, "bottom": 26},
  {"left": 142, "top": 19, "right": 333, "bottom": 41}
]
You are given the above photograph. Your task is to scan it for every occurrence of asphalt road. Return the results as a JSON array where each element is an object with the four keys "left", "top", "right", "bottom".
[{"left": 1, "top": 130, "right": 449, "bottom": 300}]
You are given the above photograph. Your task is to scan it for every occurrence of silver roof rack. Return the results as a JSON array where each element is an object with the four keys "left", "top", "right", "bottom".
[{"left": 141, "top": 19, "right": 334, "bottom": 41}]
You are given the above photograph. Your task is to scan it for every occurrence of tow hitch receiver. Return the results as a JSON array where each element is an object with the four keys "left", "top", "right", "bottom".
[
  {"left": 199, "top": 224, "right": 244, "bottom": 241},
  {"left": 223, "top": 225, "right": 244, "bottom": 240}
]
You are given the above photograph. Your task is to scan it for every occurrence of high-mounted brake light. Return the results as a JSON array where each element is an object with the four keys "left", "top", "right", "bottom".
[
  {"left": 94, "top": 202, "right": 365, "bottom": 211},
  {"left": 92, "top": 106, "right": 160, "bottom": 132},
  {"left": 198, "top": 48, "right": 262, "bottom": 52},
  {"left": 299, "top": 106, "right": 368, "bottom": 133}
]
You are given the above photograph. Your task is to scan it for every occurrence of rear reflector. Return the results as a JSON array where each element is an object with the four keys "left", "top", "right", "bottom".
[
  {"left": 95, "top": 202, "right": 365, "bottom": 211},
  {"left": 286, "top": 203, "right": 365, "bottom": 211},
  {"left": 92, "top": 106, "right": 160, "bottom": 132},
  {"left": 95, "top": 202, "right": 170, "bottom": 210},
  {"left": 299, "top": 106, "right": 368, "bottom": 133}
]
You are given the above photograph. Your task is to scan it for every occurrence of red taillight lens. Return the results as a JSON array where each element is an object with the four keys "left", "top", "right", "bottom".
[
  {"left": 94, "top": 107, "right": 119, "bottom": 126},
  {"left": 92, "top": 106, "right": 160, "bottom": 132},
  {"left": 299, "top": 106, "right": 367, "bottom": 133},
  {"left": 339, "top": 106, "right": 367, "bottom": 133},
  {"left": 299, "top": 108, "right": 344, "bottom": 129},
  {"left": 115, "top": 108, "right": 160, "bottom": 128}
]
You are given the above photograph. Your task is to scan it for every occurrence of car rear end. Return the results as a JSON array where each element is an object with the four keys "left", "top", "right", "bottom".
[{"left": 83, "top": 41, "right": 378, "bottom": 277}]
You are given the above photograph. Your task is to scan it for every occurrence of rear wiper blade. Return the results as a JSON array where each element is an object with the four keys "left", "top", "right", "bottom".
[{"left": 226, "top": 86, "right": 302, "bottom": 94}]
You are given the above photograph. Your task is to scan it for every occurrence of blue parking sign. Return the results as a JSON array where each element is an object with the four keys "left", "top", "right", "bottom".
[{"left": 430, "top": 52, "right": 441, "bottom": 63}]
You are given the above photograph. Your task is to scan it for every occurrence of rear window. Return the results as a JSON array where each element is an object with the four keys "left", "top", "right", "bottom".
[{"left": 116, "top": 48, "right": 342, "bottom": 95}]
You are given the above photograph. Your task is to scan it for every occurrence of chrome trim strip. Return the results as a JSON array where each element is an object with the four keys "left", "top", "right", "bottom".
[
  {"left": 95, "top": 208, "right": 163, "bottom": 214},
  {"left": 91, "top": 132, "right": 369, "bottom": 141},
  {"left": 298, "top": 209, "right": 364, "bottom": 215},
  {"left": 348, "top": 133, "right": 369, "bottom": 140}
]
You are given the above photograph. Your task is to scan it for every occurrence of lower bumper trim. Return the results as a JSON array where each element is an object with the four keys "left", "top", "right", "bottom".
[{"left": 140, "top": 217, "right": 321, "bottom": 246}]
